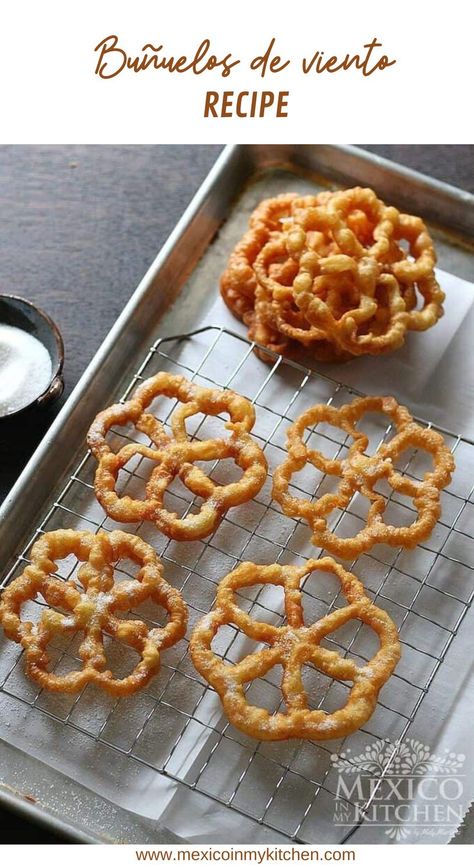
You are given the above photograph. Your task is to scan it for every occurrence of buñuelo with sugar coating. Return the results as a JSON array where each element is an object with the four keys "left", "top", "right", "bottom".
[
  {"left": 0, "top": 529, "right": 188, "bottom": 696},
  {"left": 190, "top": 557, "right": 401, "bottom": 741},
  {"left": 87, "top": 372, "right": 268, "bottom": 541}
]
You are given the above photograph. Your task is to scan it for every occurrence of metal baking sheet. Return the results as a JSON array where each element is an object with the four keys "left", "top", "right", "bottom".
[{"left": 1, "top": 145, "right": 473, "bottom": 844}]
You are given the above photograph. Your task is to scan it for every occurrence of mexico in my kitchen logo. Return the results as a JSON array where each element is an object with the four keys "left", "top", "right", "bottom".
[{"left": 332, "top": 738, "right": 465, "bottom": 841}]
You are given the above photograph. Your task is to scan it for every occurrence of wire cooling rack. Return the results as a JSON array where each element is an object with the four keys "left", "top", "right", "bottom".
[{"left": 1, "top": 325, "right": 474, "bottom": 844}]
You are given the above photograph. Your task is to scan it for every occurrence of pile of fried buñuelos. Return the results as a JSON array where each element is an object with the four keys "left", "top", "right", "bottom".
[{"left": 220, "top": 187, "right": 445, "bottom": 361}]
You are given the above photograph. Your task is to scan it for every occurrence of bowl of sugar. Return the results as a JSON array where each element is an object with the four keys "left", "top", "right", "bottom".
[{"left": 0, "top": 295, "right": 64, "bottom": 421}]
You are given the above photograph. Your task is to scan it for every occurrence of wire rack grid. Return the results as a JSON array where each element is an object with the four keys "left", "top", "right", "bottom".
[{"left": 1, "top": 325, "right": 473, "bottom": 844}]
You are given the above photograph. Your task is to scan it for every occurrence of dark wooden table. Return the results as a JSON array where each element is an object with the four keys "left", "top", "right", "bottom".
[{"left": 0, "top": 144, "right": 472, "bottom": 843}]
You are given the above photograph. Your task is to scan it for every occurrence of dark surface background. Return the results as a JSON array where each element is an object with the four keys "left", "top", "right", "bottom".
[{"left": 0, "top": 144, "right": 472, "bottom": 843}]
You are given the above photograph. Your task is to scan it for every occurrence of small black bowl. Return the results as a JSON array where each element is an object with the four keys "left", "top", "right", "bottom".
[{"left": 0, "top": 294, "right": 64, "bottom": 421}]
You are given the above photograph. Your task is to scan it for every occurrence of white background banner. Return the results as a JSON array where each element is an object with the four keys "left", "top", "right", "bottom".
[
  {"left": 1, "top": 0, "right": 472, "bottom": 143},
  {"left": 1, "top": 844, "right": 474, "bottom": 864}
]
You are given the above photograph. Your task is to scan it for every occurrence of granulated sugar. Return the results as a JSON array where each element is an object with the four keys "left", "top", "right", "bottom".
[{"left": 0, "top": 323, "right": 52, "bottom": 416}]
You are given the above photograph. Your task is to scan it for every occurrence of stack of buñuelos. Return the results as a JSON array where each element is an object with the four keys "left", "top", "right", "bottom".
[{"left": 220, "top": 186, "right": 444, "bottom": 361}]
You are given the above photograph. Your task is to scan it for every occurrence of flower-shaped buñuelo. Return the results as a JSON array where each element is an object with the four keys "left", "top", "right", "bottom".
[
  {"left": 272, "top": 396, "right": 455, "bottom": 559},
  {"left": 0, "top": 529, "right": 187, "bottom": 695},
  {"left": 190, "top": 558, "right": 401, "bottom": 741},
  {"left": 87, "top": 373, "right": 267, "bottom": 541}
]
